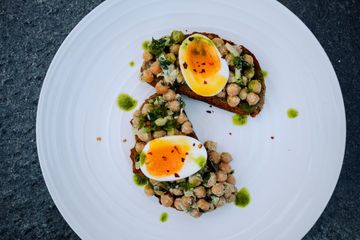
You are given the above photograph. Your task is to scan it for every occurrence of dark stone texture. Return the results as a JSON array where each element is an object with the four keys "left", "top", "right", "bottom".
[{"left": 0, "top": 0, "right": 359, "bottom": 239}]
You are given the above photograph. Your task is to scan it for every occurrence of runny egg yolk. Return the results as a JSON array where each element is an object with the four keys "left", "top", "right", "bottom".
[
  {"left": 180, "top": 35, "right": 229, "bottom": 97},
  {"left": 145, "top": 139, "right": 190, "bottom": 177}
]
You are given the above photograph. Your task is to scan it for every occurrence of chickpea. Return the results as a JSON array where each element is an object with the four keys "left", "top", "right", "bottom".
[
  {"left": 226, "top": 174, "right": 236, "bottom": 185},
  {"left": 197, "top": 199, "right": 210, "bottom": 211},
  {"left": 142, "top": 51, "right": 153, "bottom": 62},
  {"left": 135, "top": 142, "right": 145, "bottom": 153},
  {"left": 243, "top": 54, "right": 254, "bottom": 65},
  {"left": 193, "top": 186, "right": 206, "bottom": 198},
  {"left": 177, "top": 112, "right": 188, "bottom": 124},
  {"left": 212, "top": 183, "right": 225, "bottom": 197},
  {"left": 170, "top": 188, "right": 183, "bottom": 196},
  {"left": 141, "top": 103, "right": 153, "bottom": 115},
  {"left": 207, "top": 188, "right": 213, "bottom": 196},
  {"left": 170, "top": 44, "right": 180, "bottom": 55},
  {"left": 216, "top": 197, "right": 226, "bottom": 207},
  {"left": 137, "top": 131, "right": 152, "bottom": 142},
  {"left": 220, "top": 152, "right": 232, "bottom": 163},
  {"left": 216, "top": 170, "right": 227, "bottom": 182},
  {"left": 131, "top": 117, "right": 140, "bottom": 129},
  {"left": 227, "top": 96, "right": 241, "bottom": 107},
  {"left": 160, "top": 194, "right": 174, "bottom": 207},
  {"left": 235, "top": 45, "right": 243, "bottom": 54},
  {"left": 181, "top": 121, "right": 193, "bottom": 134},
  {"left": 225, "top": 193, "right": 236, "bottom": 203},
  {"left": 225, "top": 54, "right": 234, "bottom": 66},
  {"left": 188, "top": 174, "right": 202, "bottom": 187},
  {"left": 168, "top": 100, "right": 180, "bottom": 112},
  {"left": 239, "top": 88, "right": 248, "bottom": 100},
  {"left": 209, "top": 151, "right": 221, "bottom": 164},
  {"left": 174, "top": 198, "right": 184, "bottom": 211},
  {"left": 153, "top": 130, "right": 166, "bottom": 139},
  {"left": 141, "top": 69, "right": 154, "bottom": 83},
  {"left": 219, "top": 162, "right": 232, "bottom": 173},
  {"left": 133, "top": 110, "right": 141, "bottom": 117},
  {"left": 218, "top": 45, "right": 228, "bottom": 56},
  {"left": 212, "top": 37, "right": 224, "bottom": 47},
  {"left": 226, "top": 83, "right": 241, "bottom": 96},
  {"left": 204, "top": 141, "right": 217, "bottom": 152},
  {"left": 181, "top": 196, "right": 194, "bottom": 209},
  {"left": 246, "top": 92, "right": 260, "bottom": 106},
  {"left": 155, "top": 81, "right": 169, "bottom": 94},
  {"left": 217, "top": 89, "right": 226, "bottom": 98},
  {"left": 163, "top": 89, "right": 176, "bottom": 101},
  {"left": 224, "top": 183, "right": 237, "bottom": 194},
  {"left": 144, "top": 185, "right": 154, "bottom": 196},
  {"left": 248, "top": 80, "right": 262, "bottom": 94},
  {"left": 150, "top": 61, "right": 161, "bottom": 75},
  {"left": 189, "top": 209, "right": 202, "bottom": 218},
  {"left": 205, "top": 172, "right": 217, "bottom": 188},
  {"left": 228, "top": 72, "right": 236, "bottom": 83}
]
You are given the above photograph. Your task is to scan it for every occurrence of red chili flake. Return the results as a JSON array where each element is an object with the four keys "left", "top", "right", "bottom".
[
  {"left": 193, "top": 69, "right": 197, "bottom": 72},
  {"left": 185, "top": 152, "right": 189, "bottom": 155},
  {"left": 122, "top": 139, "right": 127, "bottom": 143},
  {"left": 174, "top": 173, "right": 180, "bottom": 178},
  {"left": 189, "top": 37, "right": 194, "bottom": 41},
  {"left": 271, "top": 136, "right": 275, "bottom": 139},
  {"left": 166, "top": 170, "right": 170, "bottom": 173},
  {"left": 202, "top": 63, "right": 206, "bottom": 65},
  {"left": 181, "top": 158, "right": 185, "bottom": 162},
  {"left": 183, "top": 62, "right": 188, "bottom": 69},
  {"left": 209, "top": 62, "right": 214, "bottom": 66},
  {"left": 96, "top": 137, "right": 102, "bottom": 142},
  {"left": 174, "top": 145, "right": 180, "bottom": 154},
  {"left": 206, "top": 110, "right": 212, "bottom": 114},
  {"left": 200, "top": 69, "right": 206, "bottom": 73},
  {"left": 198, "top": 143, "right": 203, "bottom": 149},
  {"left": 171, "top": 149, "right": 174, "bottom": 153},
  {"left": 204, "top": 80, "right": 207, "bottom": 84},
  {"left": 148, "top": 152, "right": 152, "bottom": 155},
  {"left": 162, "top": 156, "right": 167, "bottom": 159}
]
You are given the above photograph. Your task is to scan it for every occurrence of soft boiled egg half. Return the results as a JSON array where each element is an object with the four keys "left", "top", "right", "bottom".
[
  {"left": 139, "top": 136, "right": 207, "bottom": 182},
  {"left": 179, "top": 34, "right": 229, "bottom": 97}
]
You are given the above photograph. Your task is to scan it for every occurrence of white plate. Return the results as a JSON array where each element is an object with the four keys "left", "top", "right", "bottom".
[{"left": 36, "top": 0, "right": 346, "bottom": 239}]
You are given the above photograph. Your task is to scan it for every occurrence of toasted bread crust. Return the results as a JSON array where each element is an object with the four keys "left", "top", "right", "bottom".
[{"left": 142, "top": 32, "right": 266, "bottom": 117}]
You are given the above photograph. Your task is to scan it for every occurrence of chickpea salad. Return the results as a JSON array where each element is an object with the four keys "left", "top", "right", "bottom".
[
  {"left": 130, "top": 92, "right": 238, "bottom": 217},
  {"left": 140, "top": 30, "right": 266, "bottom": 117}
]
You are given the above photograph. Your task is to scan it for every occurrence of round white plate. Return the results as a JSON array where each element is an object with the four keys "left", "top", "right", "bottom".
[{"left": 36, "top": 0, "right": 346, "bottom": 239}]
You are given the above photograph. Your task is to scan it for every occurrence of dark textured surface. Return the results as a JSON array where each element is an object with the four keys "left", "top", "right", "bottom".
[{"left": 1, "top": 0, "right": 359, "bottom": 239}]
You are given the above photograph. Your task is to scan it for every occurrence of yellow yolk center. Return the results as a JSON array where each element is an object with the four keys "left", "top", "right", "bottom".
[{"left": 145, "top": 139, "right": 190, "bottom": 177}]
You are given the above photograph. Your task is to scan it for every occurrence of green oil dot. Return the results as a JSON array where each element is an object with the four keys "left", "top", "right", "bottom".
[
  {"left": 160, "top": 212, "right": 168, "bottom": 223},
  {"left": 142, "top": 40, "right": 150, "bottom": 51},
  {"left": 132, "top": 174, "right": 148, "bottom": 187},
  {"left": 117, "top": 93, "right": 137, "bottom": 111},
  {"left": 232, "top": 114, "right": 248, "bottom": 126},
  {"left": 235, "top": 187, "right": 251, "bottom": 208},
  {"left": 129, "top": 61, "right": 135, "bottom": 67},
  {"left": 261, "top": 70, "right": 268, "bottom": 78},
  {"left": 287, "top": 108, "right": 299, "bottom": 119}
]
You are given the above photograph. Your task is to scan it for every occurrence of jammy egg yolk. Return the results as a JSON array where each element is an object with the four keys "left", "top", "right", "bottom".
[
  {"left": 145, "top": 139, "right": 190, "bottom": 177},
  {"left": 180, "top": 35, "right": 229, "bottom": 97}
]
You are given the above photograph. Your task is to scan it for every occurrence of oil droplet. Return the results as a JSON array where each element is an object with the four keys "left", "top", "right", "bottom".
[
  {"left": 232, "top": 114, "right": 248, "bottom": 126},
  {"left": 160, "top": 212, "right": 168, "bottom": 223},
  {"left": 287, "top": 108, "right": 299, "bottom": 119}
]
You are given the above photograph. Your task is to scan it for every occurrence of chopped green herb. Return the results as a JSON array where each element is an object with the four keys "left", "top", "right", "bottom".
[
  {"left": 139, "top": 152, "right": 146, "bottom": 166},
  {"left": 233, "top": 55, "right": 251, "bottom": 71},
  {"left": 287, "top": 108, "right": 299, "bottom": 119},
  {"left": 117, "top": 93, "right": 137, "bottom": 111},
  {"left": 160, "top": 212, "right": 168, "bottom": 223},
  {"left": 232, "top": 114, "right": 248, "bottom": 126},
  {"left": 170, "top": 30, "right": 185, "bottom": 43},
  {"left": 148, "top": 37, "right": 171, "bottom": 57},
  {"left": 261, "top": 70, "right": 269, "bottom": 78},
  {"left": 132, "top": 174, "right": 148, "bottom": 187},
  {"left": 192, "top": 156, "right": 206, "bottom": 168}
]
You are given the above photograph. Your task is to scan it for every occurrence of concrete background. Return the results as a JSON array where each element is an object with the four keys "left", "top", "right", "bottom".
[{"left": 1, "top": 0, "right": 359, "bottom": 239}]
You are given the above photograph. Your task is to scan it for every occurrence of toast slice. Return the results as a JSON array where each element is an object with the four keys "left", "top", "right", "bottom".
[
  {"left": 140, "top": 31, "right": 265, "bottom": 117},
  {"left": 129, "top": 93, "right": 237, "bottom": 217}
]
